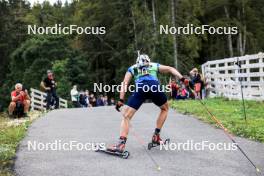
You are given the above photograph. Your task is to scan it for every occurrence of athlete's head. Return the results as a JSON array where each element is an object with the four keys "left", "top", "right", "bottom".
[{"left": 136, "top": 54, "right": 150, "bottom": 68}]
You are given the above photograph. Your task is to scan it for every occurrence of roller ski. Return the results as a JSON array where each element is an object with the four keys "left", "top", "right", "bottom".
[
  {"left": 95, "top": 137, "right": 130, "bottom": 159},
  {"left": 148, "top": 132, "right": 170, "bottom": 150}
]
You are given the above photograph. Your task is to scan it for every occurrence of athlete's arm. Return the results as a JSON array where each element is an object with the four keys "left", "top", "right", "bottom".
[
  {"left": 158, "top": 65, "right": 183, "bottom": 79},
  {"left": 120, "top": 72, "right": 133, "bottom": 100},
  {"left": 115, "top": 72, "right": 132, "bottom": 112}
]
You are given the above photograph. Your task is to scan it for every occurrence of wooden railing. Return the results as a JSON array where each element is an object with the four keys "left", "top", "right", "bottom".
[
  {"left": 202, "top": 52, "right": 264, "bottom": 100},
  {"left": 30, "top": 88, "right": 68, "bottom": 111}
]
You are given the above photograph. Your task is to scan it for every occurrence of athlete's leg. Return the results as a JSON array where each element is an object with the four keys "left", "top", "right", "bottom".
[
  {"left": 151, "top": 88, "right": 168, "bottom": 130},
  {"left": 151, "top": 89, "right": 168, "bottom": 144},
  {"left": 119, "top": 88, "right": 145, "bottom": 138},
  {"left": 156, "top": 101, "right": 169, "bottom": 129},
  {"left": 120, "top": 106, "right": 137, "bottom": 137},
  {"left": 108, "top": 106, "right": 136, "bottom": 152},
  {"left": 108, "top": 90, "right": 144, "bottom": 152}
]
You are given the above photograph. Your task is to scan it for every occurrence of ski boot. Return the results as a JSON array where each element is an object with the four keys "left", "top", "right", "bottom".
[
  {"left": 96, "top": 137, "right": 130, "bottom": 159},
  {"left": 107, "top": 138, "right": 126, "bottom": 153},
  {"left": 148, "top": 133, "right": 170, "bottom": 150}
]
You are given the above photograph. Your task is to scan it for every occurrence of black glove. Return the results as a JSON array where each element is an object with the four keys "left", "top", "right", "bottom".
[{"left": 115, "top": 99, "right": 124, "bottom": 112}]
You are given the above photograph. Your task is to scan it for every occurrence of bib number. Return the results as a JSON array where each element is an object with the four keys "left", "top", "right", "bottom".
[{"left": 138, "top": 67, "right": 149, "bottom": 75}]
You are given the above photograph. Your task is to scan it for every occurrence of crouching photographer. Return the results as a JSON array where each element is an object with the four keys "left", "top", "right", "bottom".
[{"left": 8, "top": 83, "right": 31, "bottom": 118}]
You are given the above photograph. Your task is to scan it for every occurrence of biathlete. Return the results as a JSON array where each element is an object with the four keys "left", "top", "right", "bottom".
[{"left": 108, "top": 54, "right": 187, "bottom": 152}]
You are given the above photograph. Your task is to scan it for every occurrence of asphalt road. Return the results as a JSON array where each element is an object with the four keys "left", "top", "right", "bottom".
[{"left": 15, "top": 103, "right": 264, "bottom": 176}]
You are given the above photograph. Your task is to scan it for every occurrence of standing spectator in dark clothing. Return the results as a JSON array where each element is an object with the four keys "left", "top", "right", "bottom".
[
  {"left": 41, "top": 70, "right": 59, "bottom": 110},
  {"left": 79, "top": 91, "right": 88, "bottom": 107},
  {"left": 96, "top": 94, "right": 104, "bottom": 106}
]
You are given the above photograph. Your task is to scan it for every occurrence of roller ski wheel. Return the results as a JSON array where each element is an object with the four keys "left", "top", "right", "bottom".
[
  {"left": 147, "top": 138, "right": 170, "bottom": 150},
  {"left": 121, "top": 151, "right": 130, "bottom": 159},
  {"left": 95, "top": 144, "right": 130, "bottom": 159},
  {"left": 148, "top": 142, "right": 153, "bottom": 150}
]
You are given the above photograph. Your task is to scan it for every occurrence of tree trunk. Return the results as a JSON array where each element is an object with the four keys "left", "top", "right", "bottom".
[
  {"left": 238, "top": 30, "right": 243, "bottom": 56},
  {"left": 144, "top": 0, "right": 147, "bottom": 10},
  {"left": 130, "top": 2, "right": 138, "bottom": 49},
  {"left": 242, "top": 0, "right": 246, "bottom": 55},
  {"left": 151, "top": 0, "right": 157, "bottom": 56},
  {"left": 243, "top": 25, "right": 246, "bottom": 54},
  {"left": 171, "top": 0, "right": 178, "bottom": 69},
  {"left": 237, "top": 9, "right": 243, "bottom": 56},
  {"left": 224, "top": 6, "right": 233, "bottom": 57},
  {"left": 237, "top": 1, "right": 246, "bottom": 56},
  {"left": 152, "top": 0, "right": 157, "bottom": 34}
]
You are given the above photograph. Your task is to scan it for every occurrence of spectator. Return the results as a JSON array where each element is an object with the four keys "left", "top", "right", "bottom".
[
  {"left": 109, "top": 97, "right": 115, "bottom": 105},
  {"left": 103, "top": 95, "right": 109, "bottom": 106},
  {"left": 71, "top": 85, "right": 80, "bottom": 108},
  {"left": 79, "top": 91, "right": 88, "bottom": 107},
  {"left": 8, "top": 83, "right": 30, "bottom": 117},
  {"left": 89, "top": 93, "right": 97, "bottom": 107},
  {"left": 85, "top": 90, "right": 90, "bottom": 107},
  {"left": 176, "top": 85, "right": 188, "bottom": 100},
  {"left": 186, "top": 84, "right": 195, "bottom": 99},
  {"left": 96, "top": 94, "right": 104, "bottom": 106},
  {"left": 190, "top": 68, "right": 204, "bottom": 99},
  {"left": 169, "top": 79, "right": 179, "bottom": 99},
  {"left": 41, "top": 70, "right": 59, "bottom": 110}
]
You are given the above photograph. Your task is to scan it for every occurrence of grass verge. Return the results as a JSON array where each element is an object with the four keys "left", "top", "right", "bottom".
[
  {"left": 0, "top": 112, "right": 42, "bottom": 176},
  {"left": 170, "top": 97, "right": 264, "bottom": 143}
]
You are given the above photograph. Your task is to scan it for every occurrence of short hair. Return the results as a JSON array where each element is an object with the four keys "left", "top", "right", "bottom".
[
  {"left": 47, "top": 70, "right": 53, "bottom": 74},
  {"left": 15, "top": 83, "right": 23, "bottom": 89}
]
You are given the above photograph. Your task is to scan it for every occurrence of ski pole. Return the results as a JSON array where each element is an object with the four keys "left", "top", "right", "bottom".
[
  {"left": 129, "top": 124, "right": 162, "bottom": 171},
  {"left": 119, "top": 107, "right": 162, "bottom": 171},
  {"left": 235, "top": 57, "right": 247, "bottom": 123},
  {"left": 188, "top": 88, "right": 261, "bottom": 175}
]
